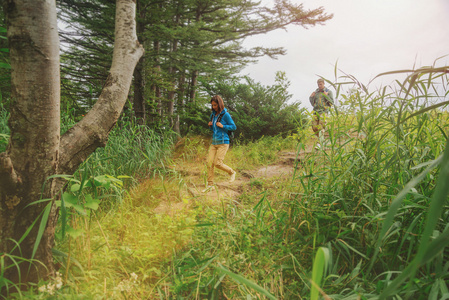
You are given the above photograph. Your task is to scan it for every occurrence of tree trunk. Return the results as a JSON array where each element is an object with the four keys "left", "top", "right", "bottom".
[
  {"left": 167, "top": 38, "right": 178, "bottom": 130},
  {"left": 167, "top": 73, "right": 175, "bottom": 129},
  {"left": 133, "top": 1, "right": 146, "bottom": 125},
  {"left": 174, "top": 72, "right": 186, "bottom": 135},
  {"left": 133, "top": 56, "right": 146, "bottom": 125},
  {"left": 0, "top": 0, "right": 143, "bottom": 290},
  {"left": 0, "top": 0, "right": 61, "bottom": 286},
  {"left": 150, "top": 40, "right": 162, "bottom": 125},
  {"left": 189, "top": 70, "right": 198, "bottom": 101}
]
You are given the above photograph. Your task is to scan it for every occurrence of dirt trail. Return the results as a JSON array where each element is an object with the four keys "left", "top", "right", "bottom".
[
  {"left": 152, "top": 129, "right": 364, "bottom": 216},
  {"left": 152, "top": 142, "right": 320, "bottom": 216}
]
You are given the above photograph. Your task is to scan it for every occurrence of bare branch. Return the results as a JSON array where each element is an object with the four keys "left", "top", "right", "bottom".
[{"left": 59, "top": 0, "right": 144, "bottom": 174}]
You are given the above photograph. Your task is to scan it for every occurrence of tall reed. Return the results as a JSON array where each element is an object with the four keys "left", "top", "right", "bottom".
[{"left": 292, "top": 66, "right": 449, "bottom": 298}]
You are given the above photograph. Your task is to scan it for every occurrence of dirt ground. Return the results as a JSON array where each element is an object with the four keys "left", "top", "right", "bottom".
[{"left": 152, "top": 141, "right": 319, "bottom": 216}]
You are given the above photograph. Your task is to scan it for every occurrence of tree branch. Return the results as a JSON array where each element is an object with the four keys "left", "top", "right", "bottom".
[{"left": 58, "top": 0, "right": 144, "bottom": 175}]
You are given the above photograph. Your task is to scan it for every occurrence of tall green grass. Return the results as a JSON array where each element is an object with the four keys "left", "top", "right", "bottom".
[
  {"left": 156, "top": 66, "right": 449, "bottom": 299},
  {"left": 286, "top": 66, "right": 449, "bottom": 298},
  {"left": 1, "top": 112, "right": 178, "bottom": 299},
  {"left": 81, "top": 117, "right": 177, "bottom": 181}
]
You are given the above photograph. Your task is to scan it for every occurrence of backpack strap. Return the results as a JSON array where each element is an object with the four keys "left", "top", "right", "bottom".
[{"left": 211, "top": 112, "right": 224, "bottom": 123}]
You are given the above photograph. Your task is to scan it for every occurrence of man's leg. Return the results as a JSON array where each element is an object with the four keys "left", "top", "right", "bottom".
[
  {"left": 321, "top": 112, "right": 328, "bottom": 139},
  {"left": 312, "top": 112, "right": 320, "bottom": 138}
]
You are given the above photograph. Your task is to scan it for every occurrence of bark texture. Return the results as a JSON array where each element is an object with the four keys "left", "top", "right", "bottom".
[
  {"left": 0, "top": 0, "right": 143, "bottom": 289},
  {"left": 1, "top": 0, "right": 61, "bottom": 286}
]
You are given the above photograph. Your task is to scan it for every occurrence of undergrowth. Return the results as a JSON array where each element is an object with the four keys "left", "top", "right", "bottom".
[
  {"left": 4, "top": 65, "right": 449, "bottom": 299},
  {"left": 154, "top": 66, "right": 449, "bottom": 299}
]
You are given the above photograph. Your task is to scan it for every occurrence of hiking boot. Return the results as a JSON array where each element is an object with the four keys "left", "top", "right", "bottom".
[{"left": 229, "top": 171, "right": 236, "bottom": 183}]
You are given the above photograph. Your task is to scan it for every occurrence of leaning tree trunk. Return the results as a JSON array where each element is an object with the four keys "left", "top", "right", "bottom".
[{"left": 0, "top": 0, "right": 143, "bottom": 289}]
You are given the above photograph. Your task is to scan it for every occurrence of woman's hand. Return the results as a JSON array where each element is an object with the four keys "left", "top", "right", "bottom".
[
  {"left": 216, "top": 122, "right": 223, "bottom": 128},
  {"left": 208, "top": 121, "right": 212, "bottom": 126}
]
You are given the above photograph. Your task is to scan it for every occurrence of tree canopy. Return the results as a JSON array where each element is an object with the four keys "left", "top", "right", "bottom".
[{"left": 57, "top": 0, "right": 332, "bottom": 130}]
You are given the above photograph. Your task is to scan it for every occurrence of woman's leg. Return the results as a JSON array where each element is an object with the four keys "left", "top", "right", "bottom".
[
  {"left": 206, "top": 144, "right": 218, "bottom": 185},
  {"left": 213, "top": 144, "right": 234, "bottom": 175}
]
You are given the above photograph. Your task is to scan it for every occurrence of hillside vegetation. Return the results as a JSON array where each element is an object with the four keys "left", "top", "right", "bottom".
[{"left": 2, "top": 68, "right": 449, "bottom": 299}]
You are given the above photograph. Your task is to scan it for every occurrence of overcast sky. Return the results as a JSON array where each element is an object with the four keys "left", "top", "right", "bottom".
[{"left": 240, "top": 0, "right": 449, "bottom": 110}]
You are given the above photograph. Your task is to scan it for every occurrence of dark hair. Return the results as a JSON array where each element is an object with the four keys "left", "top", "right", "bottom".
[{"left": 210, "top": 95, "right": 225, "bottom": 113}]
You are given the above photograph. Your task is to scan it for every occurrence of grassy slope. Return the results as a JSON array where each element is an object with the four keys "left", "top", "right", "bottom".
[
  {"left": 17, "top": 106, "right": 449, "bottom": 299},
  {"left": 8, "top": 68, "right": 449, "bottom": 298}
]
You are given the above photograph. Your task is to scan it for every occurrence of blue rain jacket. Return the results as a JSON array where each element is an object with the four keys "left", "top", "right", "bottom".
[{"left": 209, "top": 108, "right": 236, "bottom": 145}]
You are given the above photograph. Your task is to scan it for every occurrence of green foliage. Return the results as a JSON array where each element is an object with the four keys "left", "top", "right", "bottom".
[
  {"left": 58, "top": 0, "right": 116, "bottom": 112},
  {"left": 288, "top": 66, "right": 449, "bottom": 298},
  {"left": 57, "top": 0, "right": 331, "bottom": 127},
  {"left": 84, "top": 116, "right": 177, "bottom": 181},
  {"left": 0, "top": 25, "right": 11, "bottom": 107},
  {"left": 6, "top": 64, "right": 449, "bottom": 299},
  {"left": 311, "top": 247, "right": 330, "bottom": 300},
  {"left": 216, "top": 265, "right": 277, "bottom": 300},
  {"left": 157, "top": 65, "right": 449, "bottom": 299},
  {"left": 203, "top": 72, "right": 307, "bottom": 141},
  {"left": 159, "top": 195, "right": 289, "bottom": 298},
  {"left": 179, "top": 101, "right": 212, "bottom": 136},
  {"left": 56, "top": 173, "right": 127, "bottom": 241},
  {"left": 229, "top": 134, "right": 297, "bottom": 169}
]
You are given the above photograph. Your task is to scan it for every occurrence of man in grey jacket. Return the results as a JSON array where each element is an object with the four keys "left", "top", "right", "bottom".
[{"left": 309, "top": 78, "right": 334, "bottom": 149}]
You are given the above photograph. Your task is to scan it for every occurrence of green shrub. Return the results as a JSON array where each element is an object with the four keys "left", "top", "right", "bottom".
[{"left": 202, "top": 72, "right": 308, "bottom": 142}]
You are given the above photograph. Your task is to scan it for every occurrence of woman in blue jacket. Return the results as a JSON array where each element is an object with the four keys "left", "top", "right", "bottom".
[{"left": 204, "top": 95, "right": 237, "bottom": 191}]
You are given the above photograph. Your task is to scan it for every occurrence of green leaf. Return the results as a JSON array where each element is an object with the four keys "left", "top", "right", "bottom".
[
  {"left": 84, "top": 195, "right": 100, "bottom": 211},
  {"left": 66, "top": 226, "right": 84, "bottom": 239},
  {"left": 62, "top": 192, "right": 85, "bottom": 215},
  {"left": 60, "top": 194, "right": 67, "bottom": 240},
  {"left": 0, "top": 62, "right": 11, "bottom": 69},
  {"left": 337, "top": 239, "right": 367, "bottom": 259},
  {"left": 32, "top": 202, "right": 52, "bottom": 259},
  {"left": 216, "top": 264, "right": 277, "bottom": 300},
  {"left": 62, "top": 192, "right": 78, "bottom": 206},
  {"left": 70, "top": 183, "right": 81, "bottom": 193},
  {"left": 311, "top": 247, "right": 329, "bottom": 300},
  {"left": 52, "top": 248, "right": 85, "bottom": 274}
]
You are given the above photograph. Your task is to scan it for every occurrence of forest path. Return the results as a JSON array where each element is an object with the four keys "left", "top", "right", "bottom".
[
  {"left": 152, "top": 141, "right": 318, "bottom": 215},
  {"left": 152, "top": 128, "right": 364, "bottom": 216}
]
